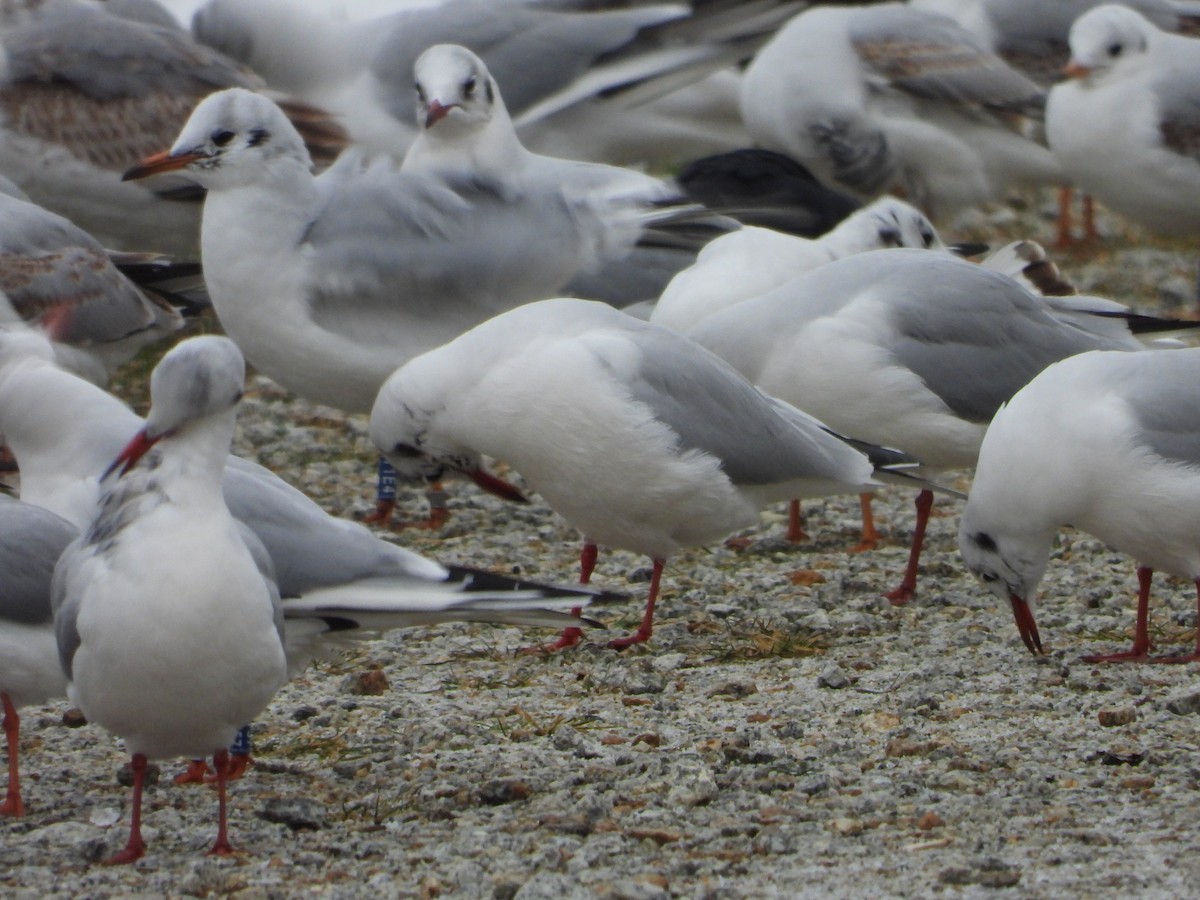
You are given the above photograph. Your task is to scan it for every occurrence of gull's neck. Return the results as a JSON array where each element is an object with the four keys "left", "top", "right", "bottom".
[{"left": 403, "top": 108, "right": 529, "bottom": 180}]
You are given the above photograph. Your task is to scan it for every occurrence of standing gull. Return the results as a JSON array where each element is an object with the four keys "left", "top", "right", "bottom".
[
  {"left": 52, "top": 335, "right": 288, "bottom": 863},
  {"left": 370, "top": 297, "right": 920, "bottom": 650},
  {"left": 1046, "top": 4, "right": 1200, "bottom": 236},
  {"left": 960, "top": 348, "right": 1200, "bottom": 662},
  {"left": 686, "top": 249, "right": 1167, "bottom": 604}
]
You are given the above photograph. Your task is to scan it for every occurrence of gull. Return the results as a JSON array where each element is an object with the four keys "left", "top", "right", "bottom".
[
  {"left": 52, "top": 335, "right": 289, "bottom": 863},
  {"left": 650, "top": 196, "right": 947, "bottom": 334},
  {"left": 191, "top": 0, "right": 800, "bottom": 165},
  {"left": 909, "top": 0, "right": 1200, "bottom": 241},
  {"left": 686, "top": 248, "right": 1175, "bottom": 604},
  {"left": 369, "top": 297, "right": 924, "bottom": 650},
  {"left": 1046, "top": 4, "right": 1200, "bottom": 236},
  {"left": 0, "top": 0, "right": 347, "bottom": 256},
  {"left": 0, "top": 496, "right": 77, "bottom": 817},
  {"left": 403, "top": 43, "right": 715, "bottom": 306},
  {"left": 959, "top": 348, "right": 1200, "bottom": 662},
  {"left": 0, "top": 325, "right": 607, "bottom": 784},
  {"left": 0, "top": 188, "right": 190, "bottom": 384},
  {"left": 739, "top": 2, "right": 1057, "bottom": 220}
]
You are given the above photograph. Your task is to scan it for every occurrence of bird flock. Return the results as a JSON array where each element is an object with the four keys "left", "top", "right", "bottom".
[{"left": 2, "top": 0, "right": 1200, "bottom": 869}]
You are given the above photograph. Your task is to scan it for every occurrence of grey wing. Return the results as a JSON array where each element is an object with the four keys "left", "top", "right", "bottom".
[
  {"left": 0, "top": 194, "right": 180, "bottom": 344},
  {"left": 615, "top": 321, "right": 871, "bottom": 487},
  {"left": 886, "top": 259, "right": 1139, "bottom": 423},
  {"left": 0, "top": 496, "right": 77, "bottom": 627},
  {"left": 850, "top": 6, "right": 1045, "bottom": 115},
  {"left": 1125, "top": 351, "right": 1200, "bottom": 465},
  {"left": 304, "top": 163, "right": 618, "bottom": 333},
  {"left": 0, "top": 1, "right": 259, "bottom": 171},
  {"left": 50, "top": 537, "right": 88, "bottom": 680},
  {"left": 222, "top": 456, "right": 447, "bottom": 596}
]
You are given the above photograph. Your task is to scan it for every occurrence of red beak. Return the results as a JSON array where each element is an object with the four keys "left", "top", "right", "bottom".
[
  {"left": 1009, "top": 592, "right": 1044, "bottom": 656},
  {"left": 122, "top": 149, "right": 205, "bottom": 181},
  {"left": 103, "top": 428, "right": 164, "bottom": 479},
  {"left": 1062, "top": 61, "right": 1091, "bottom": 79},
  {"left": 424, "top": 100, "right": 455, "bottom": 129},
  {"left": 468, "top": 466, "right": 527, "bottom": 503}
]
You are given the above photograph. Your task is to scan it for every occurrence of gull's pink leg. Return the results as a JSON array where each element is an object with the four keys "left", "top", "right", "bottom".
[
  {"left": 847, "top": 493, "right": 879, "bottom": 553},
  {"left": 1083, "top": 566, "right": 1154, "bottom": 663},
  {"left": 207, "top": 748, "right": 236, "bottom": 857},
  {"left": 885, "top": 490, "right": 932, "bottom": 606},
  {"left": 1, "top": 693, "right": 23, "bottom": 816},
  {"left": 105, "top": 753, "right": 148, "bottom": 865},
  {"left": 786, "top": 500, "right": 808, "bottom": 542},
  {"left": 522, "top": 543, "right": 597, "bottom": 653},
  {"left": 608, "top": 558, "right": 664, "bottom": 650}
]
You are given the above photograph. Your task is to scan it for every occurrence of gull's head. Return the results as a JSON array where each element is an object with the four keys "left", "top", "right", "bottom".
[
  {"left": 839, "top": 196, "right": 944, "bottom": 254},
  {"left": 957, "top": 517, "right": 1051, "bottom": 656},
  {"left": 1064, "top": 4, "right": 1153, "bottom": 79},
  {"left": 122, "top": 88, "right": 311, "bottom": 189},
  {"left": 369, "top": 364, "right": 526, "bottom": 503},
  {"left": 107, "top": 335, "right": 245, "bottom": 478},
  {"left": 413, "top": 44, "right": 500, "bottom": 134},
  {"left": 145, "top": 335, "right": 246, "bottom": 440}
]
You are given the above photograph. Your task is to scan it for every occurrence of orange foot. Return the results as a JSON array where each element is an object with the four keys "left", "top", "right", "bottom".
[
  {"left": 521, "top": 626, "right": 584, "bottom": 655},
  {"left": 174, "top": 760, "right": 213, "bottom": 785},
  {"left": 608, "top": 628, "right": 652, "bottom": 650}
]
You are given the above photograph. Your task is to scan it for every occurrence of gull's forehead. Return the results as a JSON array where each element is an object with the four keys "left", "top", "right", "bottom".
[{"left": 415, "top": 45, "right": 487, "bottom": 86}]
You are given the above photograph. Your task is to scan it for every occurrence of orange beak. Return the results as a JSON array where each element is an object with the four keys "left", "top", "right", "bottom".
[
  {"left": 1009, "top": 593, "right": 1044, "bottom": 656},
  {"left": 122, "top": 149, "right": 205, "bottom": 182},
  {"left": 1062, "top": 61, "right": 1091, "bottom": 79}
]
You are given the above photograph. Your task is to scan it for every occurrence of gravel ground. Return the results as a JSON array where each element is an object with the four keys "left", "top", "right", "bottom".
[{"left": 5, "top": 191, "right": 1200, "bottom": 898}]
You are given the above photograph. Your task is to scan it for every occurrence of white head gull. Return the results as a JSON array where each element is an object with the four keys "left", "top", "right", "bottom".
[
  {"left": 1046, "top": 4, "right": 1200, "bottom": 236},
  {"left": 0, "top": 496, "right": 77, "bottom": 817},
  {"left": 370, "top": 297, "right": 923, "bottom": 650},
  {"left": 739, "top": 2, "right": 1058, "bottom": 220},
  {"left": 650, "top": 196, "right": 947, "bottom": 334},
  {"left": 52, "top": 335, "right": 288, "bottom": 863},
  {"left": 685, "top": 248, "right": 1187, "bottom": 604},
  {"left": 403, "top": 43, "right": 717, "bottom": 306},
  {"left": 960, "top": 348, "right": 1200, "bottom": 662}
]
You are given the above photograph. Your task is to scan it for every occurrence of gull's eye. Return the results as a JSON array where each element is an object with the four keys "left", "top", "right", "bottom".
[
  {"left": 980, "top": 572, "right": 999, "bottom": 583},
  {"left": 211, "top": 130, "right": 235, "bottom": 147},
  {"left": 921, "top": 229, "right": 934, "bottom": 248},
  {"left": 1107, "top": 42, "right": 1123, "bottom": 58},
  {"left": 463, "top": 76, "right": 476, "bottom": 98},
  {"left": 415, "top": 83, "right": 426, "bottom": 103},
  {"left": 879, "top": 227, "right": 901, "bottom": 247}
]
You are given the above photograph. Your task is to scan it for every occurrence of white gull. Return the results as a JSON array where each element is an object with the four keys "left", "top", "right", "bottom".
[{"left": 960, "top": 347, "right": 1200, "bottom": 661}]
